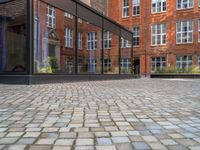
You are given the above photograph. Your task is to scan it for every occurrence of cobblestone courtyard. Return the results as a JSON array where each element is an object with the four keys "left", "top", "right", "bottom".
[{"left": 0, "top": 79, "right": 200, "bottom": 150}]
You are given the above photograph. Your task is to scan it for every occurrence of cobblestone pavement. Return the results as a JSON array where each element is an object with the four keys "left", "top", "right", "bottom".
[{"left": 0, "top": 79, "right": 200, "bottom": 150}]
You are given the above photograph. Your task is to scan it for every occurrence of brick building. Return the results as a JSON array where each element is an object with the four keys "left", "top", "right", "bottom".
[
  {"left": 108, "top": 0, "right": 200, "bottom": 76},
  {"left": 33, "top": 0, "right": 132, "bottom": 75}
]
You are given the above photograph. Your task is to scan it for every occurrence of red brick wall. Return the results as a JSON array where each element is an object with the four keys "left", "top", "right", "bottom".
[{"left": 108, "top": 0, "right": 200, "bottom": 76}]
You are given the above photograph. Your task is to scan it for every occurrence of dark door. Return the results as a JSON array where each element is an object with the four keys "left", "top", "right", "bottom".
[
  {"left": 48, "top": 44, "right": 56, "bottom": 57},
  {"left": 133, "top": 58, "right": 140, "bottom": 75}
]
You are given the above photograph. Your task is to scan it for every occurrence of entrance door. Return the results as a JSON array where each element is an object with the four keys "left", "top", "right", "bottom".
[
  {"left": 48, "top": 44, "right": 56, "bottom": 57},
  {"left": 133, "top": 58, "right": 140, "bottom": 76}
]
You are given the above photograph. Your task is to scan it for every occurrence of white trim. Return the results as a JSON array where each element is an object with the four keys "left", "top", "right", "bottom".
[
  {"left": 46, "top": 5, "right": 56, "bottom": 28},
  {"left": 87, "top": 32, "right": 97, "bottom": 50},
  {"left": 132, "top": 0, "right": 140, "bottom": 16},
  {"left": 176, "top": 0, "right": 194, "bottom": 10},
  {"left": 151, "top": 0, "right": 166, "bottom": 14},
  {"left": 122, "top": 0, "right": 130, "bottom": 18},
  {"left": 65, "top": 28, "right": 73, "bottom": 48},
  {"left": 176, "top": 20, "right": 193, "bottom": 44},
  {"left": 151, "top": 23, "right": 167, "bottom": 46}
]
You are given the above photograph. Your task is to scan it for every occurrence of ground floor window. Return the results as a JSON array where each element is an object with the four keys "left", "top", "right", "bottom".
[
  {"left": 65, "top": 59, "right": 74, "bottom": 74},
  {"left": 176, "top": 56, "right": 192, "bottom": 71},
  {"left": 88, "top": 59, "right": 96, "bottom": 73},
  {"left": 103, "top": 58, "right": 112, "bottom": 72},
  {"left": 198, "top": 56, "right": 200, "bottom": 67},
  {"left": 121, "top": 58, "right": 131, "bottom": 73},
  {"left": 151, "top": 57, "right": 166, "bottom": 72}
]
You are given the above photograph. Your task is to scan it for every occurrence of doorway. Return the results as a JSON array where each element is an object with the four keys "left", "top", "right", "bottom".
[{"left": 133, "top": 58, "right": 140, "bottom": 76}]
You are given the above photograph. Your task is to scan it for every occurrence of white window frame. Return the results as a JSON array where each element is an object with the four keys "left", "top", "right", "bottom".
[
  {"left": 176, "top": 56, "right": 192, "bottom": 70},
  {"left": 176, "top": 20, "right": 193, "bottom": 44},
  {"left": 121, "top": 37, "right": 131, "bottom": 48},
  {"left": 65, "top": 28, "right": 73, "bottom": 48},
  {"left": 87, "top": 32, "right": 97, "bottom": 50},
  {"left": 103, "top": 31, "right": 112, "bottom": 49},
  {"left": 78, "top": 32, "right": 82, "bottom": 50},
  {"left": 176, "top": 0, "right": 194, "bottom": 10},
  {"left": 103, "top": 58, "right": 112, "bottom": 72},
  {"left": 199, "top": 0, "right": 200, "bottom": 7},
  {"left": 88, "top": 59, "right": 96, "bottom": 73},
  {"left": 151, "top": 57, "right": 166, "bottom": 72},
  {"left": 122, "top": 0, "right": 130, "bottom": 18},
  {"left": 46, "top": 5, "right": 56, "bottom": 28},
  {"left": 152, "top": 0, "right": 166, "bottom": 13},
  {"left": 65, "top": 60, "right": 74, "bottom": 74},
  {"left": 133, "top": 26, "right": 140, "bottom": 47},
  {"left": 151, "top": 24, "right": 167, "bottom": 46},
  {"left": 64, "top": 12, "right": 73, "bottom": 19},
  {"left": 121, "top": 58, "right": 131, "bottom": 73},
  {"left": 133, "top": 0, "right": 140, "bottom": 16}
]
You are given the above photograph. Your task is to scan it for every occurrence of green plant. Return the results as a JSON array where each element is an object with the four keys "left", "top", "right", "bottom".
[
  {"left": 48, "top": 57, "right": 58, "bottom": 73},
  {"left": 155, "top": 66, "right": 200, "bottom": 74}
]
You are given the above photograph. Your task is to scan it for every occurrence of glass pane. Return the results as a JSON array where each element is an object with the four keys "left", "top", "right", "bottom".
[
  {"left": 0, "top": 0, "right": 26, "bottom": 73},
  {"left": 34, "top": 0, "right": 76, "bottom": 74},
  {"left": 77, "top": 18, "right": 102, "bottom": 74},
  {"left": 103, "top": 31, "right": 119, "bottom": 74},
  {"left": 120, "top": 38, "right": 132, "bottom": 74}
]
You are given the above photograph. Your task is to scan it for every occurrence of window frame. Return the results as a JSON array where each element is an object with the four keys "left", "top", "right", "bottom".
[
  {"left": 46, "top": 5, "right": 56, "bottom": 29},
  {"left": 78, "top": 32, "right": 82, "bottom": 50},
  {"left": 122, "top": 0, "right": 130, "bottom": 18},
  {"left": 151, "top": 0, "right": 166, "bottom": 14},
  {"left": 176, "top": 0, "right": 194, "bottom": 10},
  {"left": 176, "top": 20, "right": 193, "bottom": 44},
  {"left": 151, "top": 23, "right": 167, "bottom": 46},
  {"left": 132, "top": 0, "right": 140, "bottom": 16},
  {"left": 64, "top": 12, "right": 74, "bottom": 19},
  {"left": 133, "top": 26, "right": 140, "bottom": 47},
  {"left": 87, "top": 32, "right": 97, "bottom": 50},
  {"left": 176, "top": 56, "right": 192, "bottom": 70},
  {"left": 151, "top": 57, "right": 166, "bottom": 73},
  {"left": 103, "top": 31, "right": 112, "bottom": 49},
  {"left": 65, "top": 28, "right": 73, "bottom": 48}
]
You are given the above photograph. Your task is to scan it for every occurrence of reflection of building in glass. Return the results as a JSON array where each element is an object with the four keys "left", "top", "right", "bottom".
[
  {"left": 0, "top": 0, "right": 133, "bottom": 84},
  {"left": 108, "top": 0, "right": 200, "bottom": 76}
]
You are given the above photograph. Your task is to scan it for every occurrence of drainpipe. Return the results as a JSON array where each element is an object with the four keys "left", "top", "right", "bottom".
[{"left": 144, "top": 0, "right": 149, "bottom": 77}]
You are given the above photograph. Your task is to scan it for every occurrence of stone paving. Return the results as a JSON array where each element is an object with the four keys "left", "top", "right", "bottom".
[{"left": 0, "top": 79, "right": 200, "bottom": 150}]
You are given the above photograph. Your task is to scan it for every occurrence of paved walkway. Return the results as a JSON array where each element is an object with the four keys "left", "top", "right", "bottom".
[{"left": 0, "top": 79, "right": 200, "bottom": 150}]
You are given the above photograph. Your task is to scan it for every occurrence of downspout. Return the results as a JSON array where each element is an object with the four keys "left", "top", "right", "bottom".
[{"left": 144, "top": 0, "right": 149, "bottom": 77}]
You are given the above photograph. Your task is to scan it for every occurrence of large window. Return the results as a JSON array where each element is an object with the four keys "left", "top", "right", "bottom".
[
  {"left": 47, "top": 5, "right": 56, "bottom": 28},
  {"left": 152, "top": 0, "right": 166, "bottom": 13},
  {"left": 177, "top": 0, "right": 193, "bottom": 9},
  {"left": 122, "top": 0, "right": 130, "bottom": 18},
  {"left": 103, "top": 59, "right": 112, "bottom": 72},
  {"left": 151, "top": 57, "right": 166, "bottom": 72},
  {"left": 121, "top": 58, "right": 131, "bottom": 73},
  {"left": 176, "top": 21, "right": 193, "bottom": 44},
  {"left": 103, "top": 31, "right": 111, "bottom": 49},
  {"left": 133, "top": 26, "right": 140, "bottom": 46},
  {"left": 87, "top": 32, "right": 97, "bottom": 50},
  {"left": 0, "top": 0, "right": 27, "bottom": 73},
  {"left": 65, "top": 28, "right": 73, "bottom": 48},
  {"left": 176, "top": 56, "right": 192, "bottom": 70},
  {"left": 133, "top": 0, "right": 140, "bottom": 16},
  {"left": 78, "top": 32, "right": 82, "bottom": 50},
  {"left": 199, "top": 19, "right": 200, "bottom": 42},
  {"left": 88, "top": 59, "right": 96, "bottom": 73},
  {"left": 152, "top": 24, "right": 166, "bottom": 45}
]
